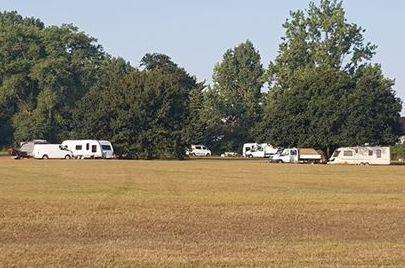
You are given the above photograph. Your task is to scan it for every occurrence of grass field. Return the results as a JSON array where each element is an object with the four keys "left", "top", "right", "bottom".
[{"left": 0, "top": 157, "right": 404, "bottom": 266}]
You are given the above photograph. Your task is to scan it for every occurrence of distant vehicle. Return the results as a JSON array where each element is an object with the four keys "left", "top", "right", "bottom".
[
  {"left": 61, "top": 140, "right": 114, "bottom": 159},
  {"left": 33, "top": 144, "right": 73, "bottom": 159},
  {"left": 221, "top": 152, "right": 239, "bottom": 158},
  {"left": 271, "top": 148, "right": 322, "bottom": 164},
  {"left": 20, "top": 140, "right": 48, "bottom": 157},
  {"left": 186, "top": 145, "right": 211, "bottom": 157},
  {"left": 328, "top": 146, "right": 391, "bottom": 165},
  {"left": 243, "top": 143, "right": 278, "bottom": 158}
]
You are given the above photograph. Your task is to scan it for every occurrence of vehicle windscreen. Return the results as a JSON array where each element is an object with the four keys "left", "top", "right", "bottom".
[
  {"left": 332, "top": 150, "right": 340, "bottom": 157},
  {"left": 101, "top": 145, "right": 112, "bottom": 151}
]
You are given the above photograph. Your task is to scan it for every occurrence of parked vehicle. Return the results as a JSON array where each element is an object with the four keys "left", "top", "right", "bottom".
[
  {"left": 220, "top": 152, "right": 239, "bottom": 158},
  {"left": 61, "top": 140, "right": 114, "bottom": 159},
  {"left": 271, "top": 148, "right": 322, "bottom": 163},
  {"left": 33, "top": 144, "right": 73, "bottom": 159},
  {"left": 328, "top": 146, "right": 391, "bottom": 165},
  {"left": 186, "top": 145, "right": 211, "bottom": 157},
  {"left": 20, "top": 140, "right": 48, "bottom": 157},
  {"left": 243, "top": 143, "right": 278, "bottom": 158}
]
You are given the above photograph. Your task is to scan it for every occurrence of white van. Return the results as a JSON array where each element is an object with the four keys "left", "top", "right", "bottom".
[
  {"left": 271, "top": 148, "right": 322, "bottom": 164},
  {"left": 186, "top": 145, "right": 211, "bottom": 157},
  {"left": 243, "top": 143, "right": 278, "bottom": 158},
  {"left": 328, "top": 146, "right": 390, "bottom": 165},
  {"left": 61, "top": 140, "right": 114, "bottom": 159},
  {"left": 33, "top": 144, "right": 73, "bottom": 159}
]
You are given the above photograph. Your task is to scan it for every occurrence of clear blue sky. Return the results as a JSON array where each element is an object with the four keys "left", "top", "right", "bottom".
[{"left": 2, "top": 0, "right": 404, "bottom": 113}]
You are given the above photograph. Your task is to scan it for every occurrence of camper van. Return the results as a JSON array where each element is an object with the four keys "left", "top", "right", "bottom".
[
  {"left": 271, "top": 148, "right": 322, "bottom": 163},
  {"left": 243, "top": 143, "right": 278, "bottom": 158},
  {"left": 328, "top": 146, "right": 391, "bottom": 165},
  {"left": 33, "top": 144, "right": 73, "bottom": 159},
  {"left": 61, "top": 140, "right": 114, "bottom": 159}
]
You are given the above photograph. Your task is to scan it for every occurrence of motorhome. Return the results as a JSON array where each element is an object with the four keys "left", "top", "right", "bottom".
[
  {"left": 271, "top": 148, "right": 322, "bottom": 164},
  {"left": 186, "top": 145, "right": 211, "bottom": 157},
  {"left": 328, "top": 146, "right": 391, "bottom": 165},
  {"left": 32, "top": 144, "right": 73, "bottom": 159},
  {"left": 61, "top": 140, "right": 114, "bottom": 159},
  {"left": 243, "top": 143, "right": 278, "bottom": 158}
]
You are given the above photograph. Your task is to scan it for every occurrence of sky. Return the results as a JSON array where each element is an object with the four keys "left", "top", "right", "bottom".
[{"left": 1, "top": 0, "right": 404, "bottom": 113}]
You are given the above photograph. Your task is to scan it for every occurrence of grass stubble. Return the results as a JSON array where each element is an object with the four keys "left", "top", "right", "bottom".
[{"left": 0, "top": 157, "right": 404, "bottom": 266}]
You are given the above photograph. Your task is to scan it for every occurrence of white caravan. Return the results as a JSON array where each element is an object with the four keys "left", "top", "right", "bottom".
[
  {"left": 61, "top": 140, "right": 114, "bottom": 159},
  {"left": 328, "top": 146, "right": 391, "bottom": 165},
  {"left": 33, "top": 144, "right": 73, "bottom": 159},
  {"left": 243, "top": 143, "right": 278, "bottom": 158},
  {"left": 271, "top": 148, "right": 322, "bottom": 164},
  {"left": 186, "top": 145, "right": 211, "bottom": 157}
]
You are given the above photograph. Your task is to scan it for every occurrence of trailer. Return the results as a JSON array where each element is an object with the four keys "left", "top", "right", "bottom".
[
  {"left": 271, "top": 148, "right": 322, "bottom": 164},
  {"left": 61, "top": 140, "right": 114, "bottom": 159},
  {"left": 328, "top": 146, "right": 390, "bottom": 165}
]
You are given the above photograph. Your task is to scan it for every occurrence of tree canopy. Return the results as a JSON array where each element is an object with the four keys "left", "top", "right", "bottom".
[
  {"left": 196, "top": 40, "right": 264, "bottom": 153},
  {"left": 261, "top": 0, "right": 402, "bottom": 155},
  {"left": 0, "top": 3, "right": 402, "bottom": 158}
]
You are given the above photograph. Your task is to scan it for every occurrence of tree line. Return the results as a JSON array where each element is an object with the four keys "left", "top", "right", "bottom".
[{"left": 0, "top": 0, "right": 402, "bottom": 158}]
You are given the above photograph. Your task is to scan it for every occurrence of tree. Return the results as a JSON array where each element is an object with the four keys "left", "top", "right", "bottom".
[
  {"left": 72, "top": 54, "right": 199, "bottom": 159},
  {"left": 207, "top": 40, "right": 264, "bottom": 153},
  {"left": 0, "top": 11, "right": 106, "bottom": 145},
  {"left": 262, "top": 0, "right": 402, "bottom": 155}
]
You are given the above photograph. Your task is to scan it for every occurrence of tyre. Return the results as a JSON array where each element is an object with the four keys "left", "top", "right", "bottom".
[
  {"left": 65, "top": 155, "right": 71, "bottom": 160},
  {"left": 42, "top": 155, "right": 49, "bottom": 160},
  {"left": 206, "top": 153, "right": 211, "bottom": 157}
]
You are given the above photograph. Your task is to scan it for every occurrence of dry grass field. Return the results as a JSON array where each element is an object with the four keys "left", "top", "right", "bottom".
[{"left": 0, "top": 157, "right": 404, "bottom": 267}]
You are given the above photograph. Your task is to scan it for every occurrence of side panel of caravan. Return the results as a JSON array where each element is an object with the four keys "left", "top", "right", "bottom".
[
  {"left": 328, "top": 147, "right": 390, "bottom": 165},
  {"left": 61, "top": 140, "right": 102, "bottom": 159}
]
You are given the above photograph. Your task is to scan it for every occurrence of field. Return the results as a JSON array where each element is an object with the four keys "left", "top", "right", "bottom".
[{"left": 0, "top": 157, "right": 404, "bottom": 266}]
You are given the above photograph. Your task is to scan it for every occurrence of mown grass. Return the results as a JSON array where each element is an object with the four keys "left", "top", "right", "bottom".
[{"left": 0, "top": 158, "right": 404, "bottom": 266}]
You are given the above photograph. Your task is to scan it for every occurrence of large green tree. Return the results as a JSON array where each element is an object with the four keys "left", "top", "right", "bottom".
[
  {"left": 205, "top": 40, "right": 264, "bottom": 153},
  {"left": 0, "top": 11, "right": 105, "bottom": 145},
  {"left": 262, "top": 0, "right": 402, "bottom": 155},
  {"left": 72, "top": 54, "right": 199, "bottom": 159}
]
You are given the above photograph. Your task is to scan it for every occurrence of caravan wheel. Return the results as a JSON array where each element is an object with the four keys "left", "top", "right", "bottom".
[
  {"left": 42, "top": 155, "right": 49, "bottom": 160},
  {"left": 65, "top": 155, "right": 71, "bottom": 160}
]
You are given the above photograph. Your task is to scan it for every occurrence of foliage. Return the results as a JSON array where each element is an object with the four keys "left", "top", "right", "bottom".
[
  {"left": 262, "top": 0, "right": 402, "bottom": 155},
  {"left": 72, "top": 55, "right": 199, "bottom": 159},
  {"left": 200, "top": 40, "right": 264, "bottom": 153},
  {"left": 0, "top": 11, "right": 105, "bottom": 144},
  {"left": 0, "top": 7, "right": 402, "bottom": 158},
  {"left": 391, "top": 146, "right": 405, "bottom": 161}
]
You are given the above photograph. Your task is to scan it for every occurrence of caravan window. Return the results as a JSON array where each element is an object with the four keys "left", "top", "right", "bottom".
[
  {"left": 86, "top": 143, "right": 90, "bottom": 150},
  {"left": 92, "top": 145, "right": 97, "bottom": 153},
  {"left": 343, "top": 150, "right": 353, "bottom": 157},
  {"left": 76, "top": 145, "right": 82, "bottom": 150},
  {"left": 376, "top": 149, "right": 382, "bottom": 158},
  {"left": 369, "top": 150, "right": 373, "bottom": 156}
]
